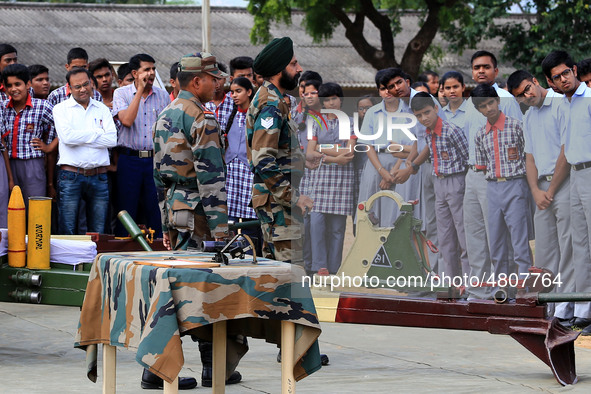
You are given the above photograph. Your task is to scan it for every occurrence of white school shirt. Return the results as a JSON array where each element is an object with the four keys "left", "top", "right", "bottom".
[
  {"left": 561, "top": 83, "right": 591, "bottom": 165},
  {"left": 523, "top": 89, "right": 565, "bottom": 177}
]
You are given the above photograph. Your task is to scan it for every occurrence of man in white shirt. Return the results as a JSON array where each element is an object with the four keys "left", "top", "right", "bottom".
[{"left": 53, "top": 68, "right": 117, "bottom": 234}]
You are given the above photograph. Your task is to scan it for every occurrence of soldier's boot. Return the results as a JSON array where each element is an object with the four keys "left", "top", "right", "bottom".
[
  {"left": 199, "top": 340, "right": 242, "bottom": 387},
  {"left": 140, "top": 368, "right": 197, "bottom": 390}
]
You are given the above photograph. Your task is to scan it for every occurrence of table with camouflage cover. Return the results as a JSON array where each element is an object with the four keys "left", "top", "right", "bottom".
[{"left": 74, "top": 250, "right": 322, "bottom": 392}]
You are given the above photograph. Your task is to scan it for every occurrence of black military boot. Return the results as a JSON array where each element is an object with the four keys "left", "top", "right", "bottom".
[
  {"left": 140, "top": 368, "right": 197, "bottom": 390},
  {"left": 199, "top": 340, "right": 242, "bottom": 387}
]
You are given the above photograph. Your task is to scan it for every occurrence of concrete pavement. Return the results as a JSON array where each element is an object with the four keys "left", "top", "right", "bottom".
[{"left": 2, "top": 301, "right": 591, "bottom": 393}]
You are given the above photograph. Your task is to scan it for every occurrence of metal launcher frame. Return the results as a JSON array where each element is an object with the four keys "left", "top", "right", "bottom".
[{"left": 334, "top": 190, "right": 589, "bottom": 386}]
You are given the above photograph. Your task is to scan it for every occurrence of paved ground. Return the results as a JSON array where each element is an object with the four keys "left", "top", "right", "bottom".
[{"left": 2, "top": 301, "right": 591, "bottom": 393}]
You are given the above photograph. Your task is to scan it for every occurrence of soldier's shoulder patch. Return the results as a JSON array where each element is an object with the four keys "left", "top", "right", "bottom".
[{"left": 261, "top": 117, "right": 274, "bottom": 129}]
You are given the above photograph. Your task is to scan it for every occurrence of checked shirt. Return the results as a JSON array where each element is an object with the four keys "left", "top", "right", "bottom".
[
  {"left": 425, "top": 117, "right": 469, "bottom": 176},
  {"left": 475, "top": 112, "right": 526, "bottom": 180},
  {"left": 225, "top": 109, "right": 257, "bottom": 219},
  {"left": 1, "top": 94, "right": 55, "bottom": 159},
  {"left": 205, "top": 91, "right": 234, "bottom": 132},
  {"left": 306, "top": 116, "right": 355, "bottom": 216}
]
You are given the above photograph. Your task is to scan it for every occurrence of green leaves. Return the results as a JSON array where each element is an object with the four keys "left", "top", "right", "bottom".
[
  {"left": 246, "top": 0, "right": 591, "bottom": 81},
  {"left": 248, "top": 0, "right": 294, "bottom": 44}
]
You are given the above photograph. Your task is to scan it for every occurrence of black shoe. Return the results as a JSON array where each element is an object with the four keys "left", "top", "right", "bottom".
[
  {"left": 582, "top": 324, "right": 591, "bottom": 336},
  {"left": 573, "top": 317, "right": 591, "bottom": 328},
  {"left": 201, "top": 367, "right": 242, "bottom": 387},
  {"left": 141, "top": 369, "right": 197, "bottom": 390},
  {"left": 277, "top": 350, "right": 329, "bottom": 365}
]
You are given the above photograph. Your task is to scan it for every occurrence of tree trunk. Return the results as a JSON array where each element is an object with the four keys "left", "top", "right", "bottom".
[{"left": 330, "top": 0, "right": 456, "bottom": 80}]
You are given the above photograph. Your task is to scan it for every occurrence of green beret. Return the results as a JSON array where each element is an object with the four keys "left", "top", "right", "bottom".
[{"left": 253, "top": 37, "right": 294, "bottom": 77}]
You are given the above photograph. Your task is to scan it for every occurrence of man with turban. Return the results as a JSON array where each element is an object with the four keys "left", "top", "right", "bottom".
[
  {"left": 246, "top": 36, "right": 313, "bottom": 264},
  {"left": 246, "top": 34, "right": 329, "bottom": 368}
]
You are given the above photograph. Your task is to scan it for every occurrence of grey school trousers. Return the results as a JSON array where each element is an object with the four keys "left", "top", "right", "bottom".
[{"left": 464, "top": 169, "right": 492, "bottom": 299}]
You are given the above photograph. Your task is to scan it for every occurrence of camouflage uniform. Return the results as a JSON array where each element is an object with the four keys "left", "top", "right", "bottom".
[
  {"left": 246, "top": 80, "right": 306, "bottom": 264},
  {"left": 153, "top": 90, "right": 229, "bottom": 250}
]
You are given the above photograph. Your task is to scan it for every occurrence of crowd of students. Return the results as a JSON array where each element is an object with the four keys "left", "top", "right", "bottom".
[
  {"left": 292, "top": 49, "right": 591, "bottom": 335},
  {"left": 2, "top": 41, "right": 591, "bottom": 332}
]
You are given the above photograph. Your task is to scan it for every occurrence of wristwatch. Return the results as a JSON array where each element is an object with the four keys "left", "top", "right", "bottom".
[{"left": 411, "top": 162, "right": 420, "bottom": 173}]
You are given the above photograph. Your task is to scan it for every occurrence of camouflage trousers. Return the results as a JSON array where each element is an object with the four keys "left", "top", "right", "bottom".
[
  {"left": 168, "top": 206, "right": 213, "bottom": 251},
  {"left": 167, "top": 205, "right": 249, "bottom": 371},
  {"left": 253, "top": 196, "right": 304, "bottom": 266}
]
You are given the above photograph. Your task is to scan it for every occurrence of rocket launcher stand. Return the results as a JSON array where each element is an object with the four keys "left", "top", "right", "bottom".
[
  {"left": 338, "top": 190, "right": 437, "bottom": 290},
  {"left": 335, "top": 290, "right": 591, "bottom": 386},
  {"left": 335, "top": 190, "right": 590, "bottom": 385}
]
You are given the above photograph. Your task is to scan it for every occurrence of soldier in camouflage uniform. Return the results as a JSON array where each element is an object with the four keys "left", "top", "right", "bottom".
[
  {"left": 153, "top": 53, "right": 230, "bottom": 250},
  {"left": 246, "top": 37, "right": 314, "bottom": 266},
  {"left": 151, "top": 52, "right": 244, "bottom": 389}
]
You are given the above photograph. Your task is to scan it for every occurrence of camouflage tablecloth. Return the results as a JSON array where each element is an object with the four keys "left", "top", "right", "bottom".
[{"left": 74, "top": 251, "right": 322, "bottom": 384}]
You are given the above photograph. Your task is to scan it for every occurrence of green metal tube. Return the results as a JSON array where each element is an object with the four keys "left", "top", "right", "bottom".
[
  {"left": 229, "top": 220, "right": 260, "bottom": 231},
  {"left": 9, "top": 271, "right": 42, "bottom": 287},
  {"left": 9, "top": 288, "right": 42, "bottom": 304},
  {"left": 537, "top": 292, "right": 591, "bottom": 303},
  {"left": 117, "top": 210, "right": 153, "bottom": 252}
]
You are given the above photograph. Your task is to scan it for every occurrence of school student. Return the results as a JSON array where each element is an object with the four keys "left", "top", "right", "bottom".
[
  {"left": 462, "top": 51, "right": 524, "bottom": 299},
  {"left": 441, "top": 71, "right": 469, "bottom": 130},
  {"left": 541, "top": 50, "right": 591, "bottom": 333},
  {"left": 507, "top": 69, "right": 574, "bottom": 325},
  {"left": 472, "top": 84, "right": 532, "bottom": 281},
  {"left": 409, "top": 92, "right": 470, "bottom": 278},
  {"left": 306, "top": 82, "right": 355, "bottom": 275},
  {"left": 0, "top": 64, "right": 55, "bottom": 208},
  {"left": 224, "top": 77, "right": 263, "bottom": 255},
  {"left": 357, "top": 68, "right": 416, "bottom": 227},
  {"left": 0, "top": 133, "right": 14, "bottom": 227}
]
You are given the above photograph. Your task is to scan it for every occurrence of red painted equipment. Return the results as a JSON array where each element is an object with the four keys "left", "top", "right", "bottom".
[{"left": 335, "top": 290, "right": 590, "bottom": 385}]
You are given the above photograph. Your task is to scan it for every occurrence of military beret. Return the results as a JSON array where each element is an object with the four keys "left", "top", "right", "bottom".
[
  {"left": 253, "top": 37, "right": 294, "bottom": 78},
  {"left": 178, "top": 52, "right": 228, "bottom": 78}
]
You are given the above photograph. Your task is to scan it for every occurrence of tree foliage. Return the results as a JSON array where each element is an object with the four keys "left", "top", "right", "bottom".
[
  {"left": 247, "top": 0, "right": 468, "bottom": 79},
  {"left": 446, "top": 0, "right": 591, "bottom": 80},
  {"left": 247, "top": 0, "right": 591, "bottom": 81}
]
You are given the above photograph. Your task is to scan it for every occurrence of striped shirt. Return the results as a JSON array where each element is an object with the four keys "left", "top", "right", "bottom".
[
  {"left": 425, "top": 118, "right": 469, "bottom": 176},
  {"left": 112, "top": 83, "right": 170, "bottom": 150},
  {"left": 475, "top": 112, "right": 526, "bottom": 180},
  {"left": 47, "top": 85, "right": 103, "bottom": 107},
  {"left": 1, "top": 94, "right": 55, "bottom": 159}
]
